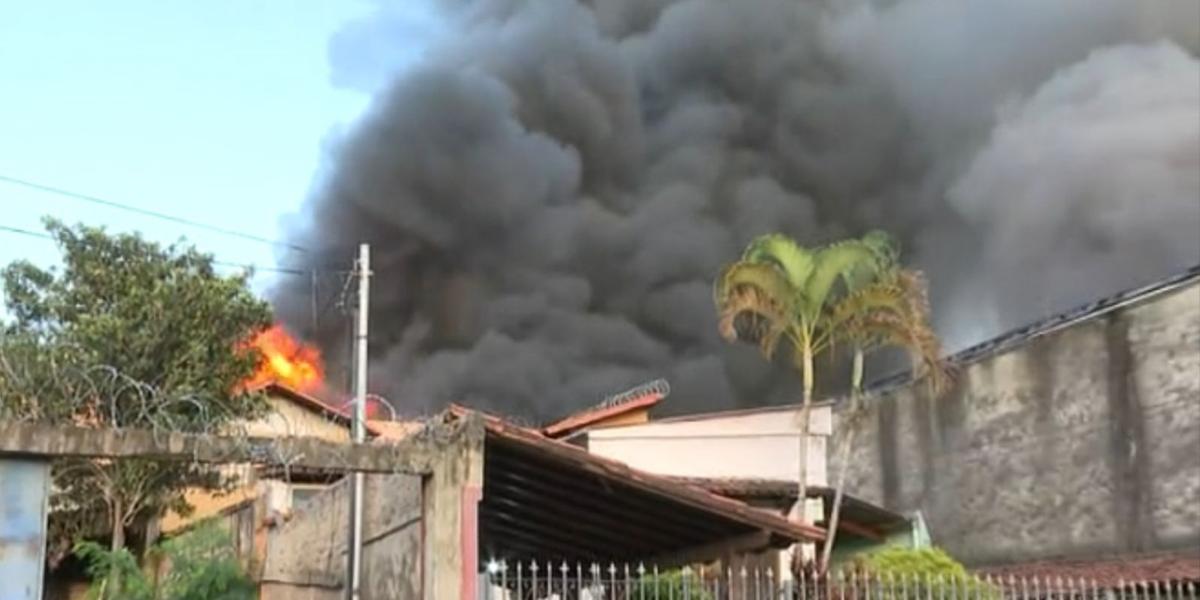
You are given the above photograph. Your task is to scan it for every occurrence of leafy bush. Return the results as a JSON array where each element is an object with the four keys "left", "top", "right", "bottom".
[
  {"left": 153, "top": 521, "right": 256, "bottom": 600},
  {"left": 630, "top": 569, "right": 714, "bottom": 600},
  {"left": 845, "top": 547, "right": 998, "bottom": 600},
  {"left": 74, "top": 520, "right": 254, "bottom": 600},
  {"left": 859, "top": 546, "right": 969, "bottom": 577},
  {"left": 74, "top": 541, "right": 154, "bottom": 600}
]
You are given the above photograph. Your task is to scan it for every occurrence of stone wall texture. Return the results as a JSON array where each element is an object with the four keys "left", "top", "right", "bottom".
[{"left": 833, "top": 279, "right": 1200, "bottom": 566}]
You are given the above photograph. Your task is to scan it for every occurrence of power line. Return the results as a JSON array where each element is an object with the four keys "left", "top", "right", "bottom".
[
  {"left": 0, "top": 222, "right": 312, "bottom": 276},
  {"left": 211, "top": 261, "right": 310, "bottom": 276},
  {"left": 0, "top": 224, "right": 52, "bottom": 240},
  {"left": 0, "top": 174, "right": 309, "bottom": 253}
]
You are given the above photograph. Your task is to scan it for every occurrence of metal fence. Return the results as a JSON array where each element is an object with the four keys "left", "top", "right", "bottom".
[{"left": 480, "top": 560, "right": 1199, "bottom": 600}]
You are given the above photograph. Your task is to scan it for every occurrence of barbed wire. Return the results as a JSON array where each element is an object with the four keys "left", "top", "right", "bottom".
[
  {"left": 0, "top": 343, "right": 447, "bottom": 477},
  {"left": 0, "top": 339, "right": 476, "bottom": 570}
]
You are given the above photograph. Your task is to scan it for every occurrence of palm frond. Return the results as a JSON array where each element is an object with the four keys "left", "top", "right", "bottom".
[
  {"left": 716, "top": 286, "right": 790, "bottom": 358},
  {"left": 827, "top": 275, "right": 908, "bottom": 334},
  {"left": 859, "top": 230, "right": 899, "bottom": 267},
  {"left": 716, "top": 232, "right": 948, "bottom": 395},
  {"left": 740, "top": 234, "right": 815, "bottom": 291},
  {"left": 714, "top": 259, "right": 800, "bottom": 359},
  {"left": 835, "top": 269, "right": 949, "bottom": 395},
  {"left": 839, "top": 230, "right": 899, "bottom": 293},
  {"left": 714, "top": 261, "right": 796, "bottom": 313},
  {"left": 804, "top": 235, "right": 893, "bottom": 319}
]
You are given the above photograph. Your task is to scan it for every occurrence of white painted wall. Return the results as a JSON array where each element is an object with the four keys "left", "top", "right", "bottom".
[{"left": 587, "top": 404, "right": 832, "bottom": 486}]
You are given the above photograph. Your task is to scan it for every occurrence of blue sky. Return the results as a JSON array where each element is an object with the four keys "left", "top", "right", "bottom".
[{"left": 0, "top": 1, "right": 438, "bottom": 300}]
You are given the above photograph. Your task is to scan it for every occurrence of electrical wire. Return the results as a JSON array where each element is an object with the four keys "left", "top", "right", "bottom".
[
  {"left": 0, "top": 222, "right": 313, "bottom": 276},
  {"left": 0, "top": 224, "right": 52, "bottom": 239},
  {"left": 0, "top": 174, "right": 309, "bottom": 253}
]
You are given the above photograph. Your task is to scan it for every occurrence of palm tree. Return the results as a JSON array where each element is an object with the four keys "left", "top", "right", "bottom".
[
  {"left": 817, "top": 267, "right": 948, "bottom": 569},
  {"left": 713, "top": 231, "right": 896, "bottom": 521}
]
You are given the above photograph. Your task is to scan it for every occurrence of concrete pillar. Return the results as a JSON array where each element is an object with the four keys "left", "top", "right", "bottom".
[{"left": 421, "top": 426, "right": 484, "bottom": 600}]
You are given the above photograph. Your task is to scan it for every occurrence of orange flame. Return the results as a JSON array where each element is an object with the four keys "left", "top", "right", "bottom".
[{"left": 243, "top": 325, "right": 324, "bottom": 392}]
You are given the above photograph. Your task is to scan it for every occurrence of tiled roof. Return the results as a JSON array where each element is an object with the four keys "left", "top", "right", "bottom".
[
  {"left": 666, "top": 476, "right": 909, "bottom": 531},
  {"left": 666, "top": 476, "right": 798, "bottom": 498},
  {"left": 542, "top": 379, "right": 670, "bottom": 438},
  {"left": 980, "top": 553, "right": 1200, "bottom": 586},
  {"left": 254, "top": 382, "right": 385, "bottom": 436}
]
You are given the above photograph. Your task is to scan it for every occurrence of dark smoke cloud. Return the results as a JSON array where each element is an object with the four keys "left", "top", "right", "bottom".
[{"left": 276, "top": 0, "right": 1200, "bottom": 419}]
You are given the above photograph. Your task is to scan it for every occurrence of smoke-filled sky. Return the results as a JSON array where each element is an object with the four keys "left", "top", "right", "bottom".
[{"left": 276, "top": 0, "right": 1200, "bottom": 419}]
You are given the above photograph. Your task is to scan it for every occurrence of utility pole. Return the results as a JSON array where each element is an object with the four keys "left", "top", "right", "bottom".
[{"left": 347, "top": 244, "right": 370, "bottom": 600}]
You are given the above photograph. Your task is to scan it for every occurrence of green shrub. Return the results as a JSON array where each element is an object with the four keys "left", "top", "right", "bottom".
[
  {"left": 153, "top": 521, "right": 255, "bottom": 600},
  {"left": 630, "top": 569, "right": 713, "bottom": 600},
  {"left": 859, "top": 546, "right": 969, "bottom": 578},
  {"left": 74, "top": 520, "right": 254, "bottom": 600},
  {"left": 844, "top": 547, "right": 998, "bottom": 600},
  {"left": 74, "top": 541, "right": 154, "bottom": 600}
]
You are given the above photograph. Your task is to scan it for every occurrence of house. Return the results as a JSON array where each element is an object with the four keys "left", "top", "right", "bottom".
[
  {"left": 581, "top": 402, "right": 832, "bottom": 494},
  {"left": 834, "top": 265, "right": 1200, "bottom": 568},
  {"left": 257, "top": 405, "right": 825, "bottom": 599},
  {"left": 556, "top": 396, "right": 924, "bottom": 573},
  {"left": 159, "top": 382, "right": 385, "bottom": 535},
  {"left": 40, "top": 382, "right": 397, "bottom": 600}
]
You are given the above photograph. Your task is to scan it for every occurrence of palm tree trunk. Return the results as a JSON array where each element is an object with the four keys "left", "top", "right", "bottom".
[
  {"left": 785, "top": 341, "right": 817, "bottom": 578},
  {"left": 818, "top": 347, "right": 864, "bottom": 571},
  {"left": 793, "top": 341, "right": 815, "bottom": 522}
]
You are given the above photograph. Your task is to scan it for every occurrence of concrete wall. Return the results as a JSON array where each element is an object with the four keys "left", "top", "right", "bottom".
[
  {"left": 260, "top": 473, "right": 424, "bottom": 600},
  {"left": 589, "top": 404, "right": 832, "bottom": 486},
  {"left": 833, "top": 281, "right": 1200, "bottom": 565}
]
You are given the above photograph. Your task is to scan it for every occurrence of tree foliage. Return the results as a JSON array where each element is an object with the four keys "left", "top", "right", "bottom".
[
  {"left": 713, "top": 231, "right": 901, "bottom": 520},
  {"left": 715, "top": 229, "right": 948, "bottom": 566},
  {"left": 847, "top": 547, "right": 997, "bottom": 600},
  {"left": 75, "top": 520, "right": 256, "bottom": 600},
  {"left": 631, "top": 569, "right": 713, "bottom": 600},
  {"left": 858, "top": 546, "right": 970, "bottom": 577},
  {"left": 714, "top": 231, "right": 939, "bottom": 384},
  {"left": 0, "top": 219, "right": 272, "bottom": 567}
]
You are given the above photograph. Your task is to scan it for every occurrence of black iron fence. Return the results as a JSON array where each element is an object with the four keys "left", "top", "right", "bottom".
[{"left": 479, "top": 560, "right": 1199, "bottom": 600}]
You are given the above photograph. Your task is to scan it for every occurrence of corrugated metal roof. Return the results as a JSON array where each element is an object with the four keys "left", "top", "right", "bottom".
[{"left": 444, "top": 405, "right": 826, "bottom": 563}]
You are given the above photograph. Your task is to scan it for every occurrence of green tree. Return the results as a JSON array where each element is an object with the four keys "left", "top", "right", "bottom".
[
  {"left": 713, "top": 231, "right": 896, "bottom": 518},
  {"left": 819, "top": 268, "right": 947, "bottom": 568},
  {"left": 0, "top": 219, "right": 271, "bottom": 593}
]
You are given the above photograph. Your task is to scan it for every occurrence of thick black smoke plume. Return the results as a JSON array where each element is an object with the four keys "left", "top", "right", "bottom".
[{"left": 275, "top": 0, "right": 1200, "bottom": 419}]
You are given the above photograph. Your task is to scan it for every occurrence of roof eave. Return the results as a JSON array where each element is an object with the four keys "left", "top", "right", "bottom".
[{"left": 464, "top": 408, "right": 825, "bottom": 544}]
